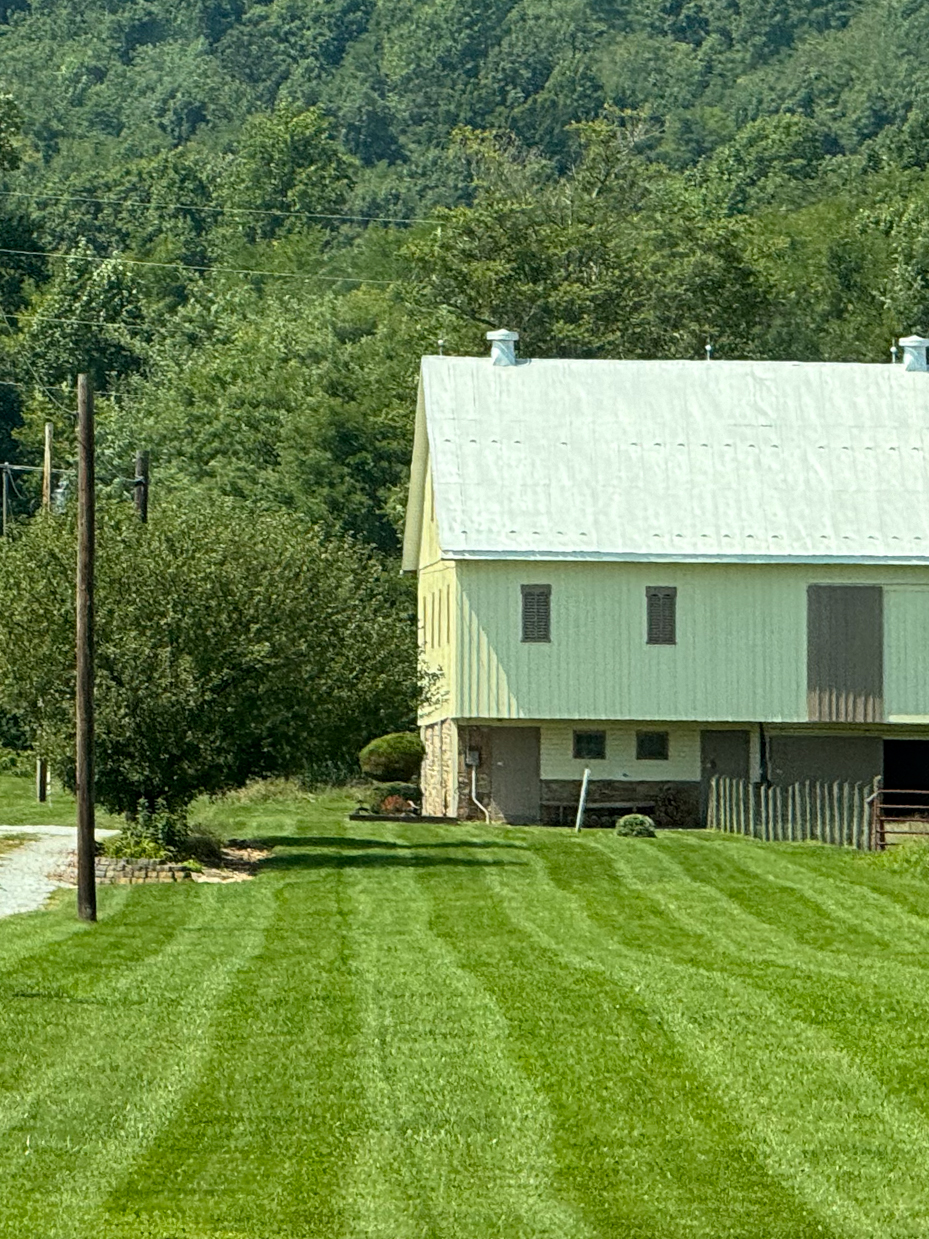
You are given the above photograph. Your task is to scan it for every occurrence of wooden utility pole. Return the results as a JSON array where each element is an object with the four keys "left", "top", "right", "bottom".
[
  {"left": 42, "top": 421, "right": 53, "bottom": 509},
  {"left": 1, "top": 464, "right": 8, "bottom": 538},
  {"left": 134, "top": 450, "right": 149, "bottom": 523},
  {"left": 75, "top": 374, "right": 96, "bottom": 922},
  {"left": 36, "top": 422, "right": 54, "bottom": 803}
]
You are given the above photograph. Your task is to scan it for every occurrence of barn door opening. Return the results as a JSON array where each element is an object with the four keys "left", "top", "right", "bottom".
[
  {"left": 700, "top": 730, "right": 750, "bottom": 822},
  {"left": 491, "top": 728, "right": 541, "bottom": 824}
]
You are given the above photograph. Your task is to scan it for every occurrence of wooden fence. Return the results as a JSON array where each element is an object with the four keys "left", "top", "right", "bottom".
[{"left": 707, "top": 776, "right": 880, "bottom": 850}]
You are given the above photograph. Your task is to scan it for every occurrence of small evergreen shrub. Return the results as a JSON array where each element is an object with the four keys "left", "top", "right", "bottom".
[
  {"left": 359, "top": 732, "right": 424, "bottom": 782},
  {"left": 615, "top": 813, "right": 657, "bottom": 837}
]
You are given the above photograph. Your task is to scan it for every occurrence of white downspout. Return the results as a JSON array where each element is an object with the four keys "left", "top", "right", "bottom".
[{"left": 471, "top": 766, "right": 491, "bottom": 824}]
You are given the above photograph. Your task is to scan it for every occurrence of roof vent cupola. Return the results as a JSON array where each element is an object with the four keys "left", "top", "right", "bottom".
[
  {"left": 899, "top": 335, "right": 929, "bottom": 372},
  {"left": 486, "top": 328, "right": 519, "bottom": 367}
]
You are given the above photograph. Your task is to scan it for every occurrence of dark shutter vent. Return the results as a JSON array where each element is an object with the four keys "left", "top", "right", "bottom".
[
  {"left": 646, "top": 587, "right": 677, "bottom": 645},
  {"left": 521, "top": 585, "right": 551, "bottom": 643}
]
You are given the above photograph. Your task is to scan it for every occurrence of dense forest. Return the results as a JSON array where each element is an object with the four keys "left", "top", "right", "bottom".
[
  {"left": 2, "top": 0, "right": 929, "bottom": 791},
  {"left": 3, "top": 0, "right": 929, "bottom": 551}
]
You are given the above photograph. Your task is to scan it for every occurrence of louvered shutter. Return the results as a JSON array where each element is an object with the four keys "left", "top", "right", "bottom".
[
  {"left": 521, "top": 585, "right": 551, "bottom": 642},
  {"left": 646, "top": 587, "right": 677, "bottom": 645}
]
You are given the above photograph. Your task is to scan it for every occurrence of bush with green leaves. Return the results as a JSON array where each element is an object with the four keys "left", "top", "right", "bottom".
[
  {"left": 359, "top": 732, "right": 424, "bottom": 782},
  {"left": 0, "top": 496, "right": 417, "bottom": 820},
  {"left": 615, "top": 813, "right": 657, "bottom": 837},
  {"left": 370, "top": 781, "right": 421, "bottom": 813}
]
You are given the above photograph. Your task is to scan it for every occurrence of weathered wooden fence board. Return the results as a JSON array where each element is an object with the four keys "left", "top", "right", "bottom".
[{"left": 709, "top": 776, "right": 877, "bottom": 850}]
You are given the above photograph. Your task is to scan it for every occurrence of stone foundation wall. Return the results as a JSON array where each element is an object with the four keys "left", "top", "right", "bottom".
[
  {"left": 541, "top": 779, "right": 701, "bottom": 827},
  {"left": 456, "top": 725, "right": 499, "bottom": 821},
  {"left": 420, "top": 719, "right": 459, "bottom": 818}
]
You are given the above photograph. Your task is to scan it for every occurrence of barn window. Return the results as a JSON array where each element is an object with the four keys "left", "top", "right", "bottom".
[
  {"left": 636, "top": 731, "right": 669, "bottom": 761},
  {"left": 573, "top": 730, "right": 606, "bottom": 760},
  {"left": 521, "top": 585, "right": 551, "bottom": 642},
  {"left": 646, "top": 587, "right": 677, "bottom": 645}
]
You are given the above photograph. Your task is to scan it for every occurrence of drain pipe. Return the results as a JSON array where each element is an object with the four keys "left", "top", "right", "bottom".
[{"left": 470, "top": 765, "right": 491, "bottom": 824}]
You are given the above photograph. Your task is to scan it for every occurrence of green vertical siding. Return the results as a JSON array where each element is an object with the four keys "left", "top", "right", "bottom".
[
  {"left": 885, "top": 587, "right": 929, "bottom": 720},
  {"left": 450, "top": 561, "right": 929, "bottom": 723}
]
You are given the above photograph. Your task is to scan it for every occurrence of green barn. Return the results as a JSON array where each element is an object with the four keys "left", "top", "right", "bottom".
[{"left": 402, "top": 331, "right": 929, "bottom": 825}]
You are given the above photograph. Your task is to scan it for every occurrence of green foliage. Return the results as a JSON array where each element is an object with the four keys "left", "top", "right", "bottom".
[
  {"left": 872, "top": 839, "right": 929, "bottom": 875},
  {"left": 359, "top": 732, "right": 424, "bottom": 782},
  {"left": 0, "top": 94, "right": 23, "bottom": 172},
  {"left": 0, "top": 497, "right": 418, "bottom": 817},
  {"left": 615, "top": 813, "right": 657, "bottom": 837},
  {"left": 216, "top": 105, "right": 357, "bottom": 242},
  {"left": 370, "top": 781, "right": 421, "bottom": 812}
]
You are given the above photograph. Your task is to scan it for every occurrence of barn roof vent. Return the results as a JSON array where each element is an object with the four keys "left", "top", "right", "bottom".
[
  {"left": 900, "top": 335, "right": 929, "bottom": 372},
  {"left": 486, "top": 328, "right": 519, "bottom": 367}
]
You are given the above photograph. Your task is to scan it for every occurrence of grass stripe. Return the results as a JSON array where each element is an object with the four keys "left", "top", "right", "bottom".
[{"left": 496, "top": 839, "right": 929, "bottom": 1238}]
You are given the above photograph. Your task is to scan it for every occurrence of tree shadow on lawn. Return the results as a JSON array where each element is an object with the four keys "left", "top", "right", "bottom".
[
  {"left": 261, "top": 850, "right": 526, "bottom": 872},
  {"left": 251, "top": 835, "right": 528, "bottom": 852}
]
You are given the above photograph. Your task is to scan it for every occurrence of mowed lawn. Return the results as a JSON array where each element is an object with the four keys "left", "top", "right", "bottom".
[{"left": 3, "top": 788, "right": 929, "bottom": 1237}]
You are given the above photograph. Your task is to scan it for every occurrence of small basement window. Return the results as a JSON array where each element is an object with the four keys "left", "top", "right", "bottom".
[
  {"left": 573, "top": 730, "right": 606, "bottom": 760},
  {"left": 521, "top": 584, "right": 551, "bottom": 642},
  {"left": 646, "top": 587, "right": 677, "bottom": 645},
  {"left": 636, "top": 731, "right": 669, "bottom": 761}
]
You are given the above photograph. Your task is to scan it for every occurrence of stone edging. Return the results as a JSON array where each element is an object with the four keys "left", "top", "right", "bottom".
[{"left": 48, "top": 856, "right": 194, "bottom": 885}]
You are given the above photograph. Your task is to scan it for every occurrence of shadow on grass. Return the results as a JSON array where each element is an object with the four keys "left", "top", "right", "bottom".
[
  {"left": 248, "top": 835, "right": 528, "bottom": 852},
  {"left": 262, "top": 851, "right": 525, "bottom": 872}
]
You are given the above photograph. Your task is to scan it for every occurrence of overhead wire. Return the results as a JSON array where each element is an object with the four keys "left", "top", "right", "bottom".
[
  {"left": 0, "top": 301, "right": 70, "bottom": 410},
  {"left": 0, "top": 187, "right": 440, "bottom": 226},
  {"left": 0, "top": 245, "right": 396, "bottom": 283}
]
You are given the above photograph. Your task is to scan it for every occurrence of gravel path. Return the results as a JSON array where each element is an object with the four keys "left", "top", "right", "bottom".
[{"left": 0, "top": 825, "right": 117, "bottom": 918}]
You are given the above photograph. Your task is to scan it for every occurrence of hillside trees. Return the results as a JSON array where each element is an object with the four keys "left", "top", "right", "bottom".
[{"left": 404, "top": 118, "right": 773, "bottom": 359}]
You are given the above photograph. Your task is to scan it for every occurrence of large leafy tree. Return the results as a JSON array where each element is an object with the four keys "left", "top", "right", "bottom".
[
  {"left": 403, "top": 118, "right": 773, "bottom": 359},
  {"left": 0, "top": 496, "right": 418, "bottom": 814}
]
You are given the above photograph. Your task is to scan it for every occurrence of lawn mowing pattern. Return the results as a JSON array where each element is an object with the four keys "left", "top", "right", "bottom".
[{"left": 2, "top": 794, "right": 929, "bottom": 1237}]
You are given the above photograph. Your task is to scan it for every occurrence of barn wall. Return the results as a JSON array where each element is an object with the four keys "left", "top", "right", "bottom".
[{"left": 450, "top": 560, "right": 929, "bottom": 723}]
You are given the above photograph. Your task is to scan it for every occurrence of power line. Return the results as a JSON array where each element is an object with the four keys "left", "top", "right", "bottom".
[
  {"left": 0, "top": 303, "right": 69, "bottom": 409},
  {"left": 0, "top": 188, "right": 437, "bottom": 226},
  {"left": 0, "top": 246, "right": 395, "bottom": 283}
]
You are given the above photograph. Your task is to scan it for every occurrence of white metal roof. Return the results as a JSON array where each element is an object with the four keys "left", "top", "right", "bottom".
[{"left": 407, "top": 355, "right": 929, "bottom": 566}]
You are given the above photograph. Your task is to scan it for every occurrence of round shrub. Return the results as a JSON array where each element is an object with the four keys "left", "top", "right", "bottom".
[
  {"left": 359, "top": 732, "right": 424, "bottom": 782},
  {"left": 615, "top": 813, "right": 657, "bottom": 837}
]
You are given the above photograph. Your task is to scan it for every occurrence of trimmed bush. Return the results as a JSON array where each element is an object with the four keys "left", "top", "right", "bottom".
[
  {"left": 615, "top": 813, "right": 657, "bottom": 837},
  {"left": 359, "top": 732, "right": 424, "bottom": 782}
]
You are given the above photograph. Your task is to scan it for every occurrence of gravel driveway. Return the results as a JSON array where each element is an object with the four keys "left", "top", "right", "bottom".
[{"left": 0, "top": 825, "right": 117, "bottom": 918}]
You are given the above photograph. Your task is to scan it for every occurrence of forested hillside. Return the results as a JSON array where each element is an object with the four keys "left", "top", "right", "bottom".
[{"left": 3, "top": 0, "right": 929, "bottom": 556}]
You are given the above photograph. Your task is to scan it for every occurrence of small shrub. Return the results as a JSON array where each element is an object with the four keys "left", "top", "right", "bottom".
[
  {"left": 183, "top": 825, "right": 224, "bottom": 866},
  {"left": 615, "top": 813, "right": 657, "bottom": 837},
  {"left": 873, "top": 839, "right": 929, "bottom": 875},
  {"left": 0, "top": 746, "right": 32, "bottom": 776},
  {"left": 371, "top": 782, "right": 421, "bottom": 814},
  {"left": 101, "top": 831, "right": 168, "bottom": 860},
  {"left": 359, "top": 732, "right": 424, "bottom": 782},
  {"left": 101, "top": 798, "right": 189, "bottom": 860}
]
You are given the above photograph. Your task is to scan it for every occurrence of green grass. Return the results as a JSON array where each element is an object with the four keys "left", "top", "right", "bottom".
[
  {"left": 3, "top": 782, "right": 929, "bottom": 1237},
  {"left": 0, "top": 772, "right": 122, "bottom": 829}
]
